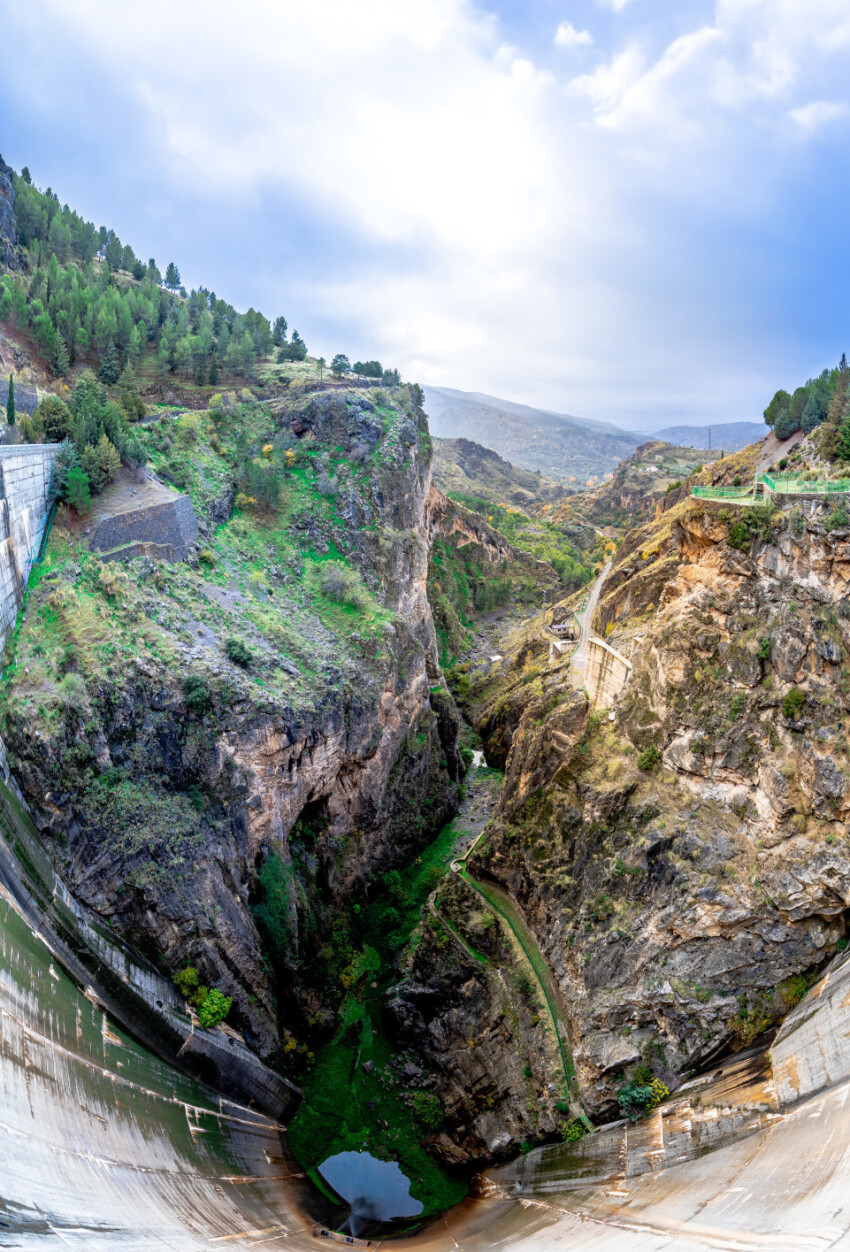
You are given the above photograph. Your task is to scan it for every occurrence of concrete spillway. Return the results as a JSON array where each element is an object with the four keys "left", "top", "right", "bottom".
[{"left": 4, "top": 837, "right": 850, "bottom": 1251}]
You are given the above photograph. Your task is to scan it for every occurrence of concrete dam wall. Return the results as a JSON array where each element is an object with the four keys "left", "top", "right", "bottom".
[
  {"left": 582, "top": 634, "right": 632, "bottom": 708},
  {"left": 2, "top": 797, "right": 850, "bottom": 1250},
  {"left": 0, "top": 443, "right": 58, "bottom": 648}
]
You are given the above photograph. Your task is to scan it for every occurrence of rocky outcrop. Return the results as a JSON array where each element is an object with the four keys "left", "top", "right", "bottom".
[
  {"left": 2, "top": 388, "right": 462, "bottom": 1074},
  {"left": 397, "top": 497, "right": 850, "bottom": 1163},
  {"left": 426, "top": 484, "right": 515, "bottom": 564}
]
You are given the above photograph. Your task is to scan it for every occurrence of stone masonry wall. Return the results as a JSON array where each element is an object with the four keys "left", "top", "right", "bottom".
[
  {"left": 0, "top": 444, "right": 59, "bottom": 649},
  {"left": 89, "top": 495, "right": 198, "bottom": 560}
]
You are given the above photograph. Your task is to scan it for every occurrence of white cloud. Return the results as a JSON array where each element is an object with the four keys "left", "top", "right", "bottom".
[
  {"left": 567, "top": 1, "right": 850, "bottom": 143},
  {"left": 555, "top": 21, "right": 593, "bottom": 49},
  {"left": 32, "top": 0, "right": 556, "bottom": 261},
  {"left": 596, "top": 0, "right": 636, "bottom": 12},
  {"left": 789, "top": 99, "right": 848, "bottom": 130},
  {"left": 5, "top": 0, "right": 850, "bottom": 426}
]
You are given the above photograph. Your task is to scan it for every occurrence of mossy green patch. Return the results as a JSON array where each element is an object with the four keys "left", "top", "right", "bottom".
[{"left": 287, "top": 816, "right": 469, "bottom": 1217}]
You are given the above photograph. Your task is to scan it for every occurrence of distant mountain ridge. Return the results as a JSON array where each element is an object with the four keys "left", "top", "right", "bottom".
[
  {"left": 645, "top": 421, "right": 764, "bottom": 451},
  {"left": 424, "top": 386, "right": 639, "bottom": 481},
  {"left": 432, "top": 437, "right": 570, "bottom": 509}
]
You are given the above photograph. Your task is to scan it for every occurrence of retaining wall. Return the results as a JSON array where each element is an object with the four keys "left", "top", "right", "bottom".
[
  {"left": 0, "top": 444, "right": 59, "bottom": 649},
  {"left": 90, "top": 494, "right": 198, "bottom": 560}
]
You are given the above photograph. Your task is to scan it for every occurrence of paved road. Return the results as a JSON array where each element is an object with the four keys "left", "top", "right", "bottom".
[{"left": 572, "top": 557, "right": 612, "bottom": 673}]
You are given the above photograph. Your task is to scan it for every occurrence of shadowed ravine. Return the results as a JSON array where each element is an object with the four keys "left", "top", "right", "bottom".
[{"left": 4, "top": 768, "right": 850, "bottom": 1248}]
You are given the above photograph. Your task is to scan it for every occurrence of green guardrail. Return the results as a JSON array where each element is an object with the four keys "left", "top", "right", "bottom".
[
  {"left": 691, "top": 485, "right": 757, "bottom": 499},
  {"left": 762, "top": 472, "right": 850, "bottom": 495}
]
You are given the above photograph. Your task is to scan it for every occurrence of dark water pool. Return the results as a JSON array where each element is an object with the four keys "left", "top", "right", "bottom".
[{"left": 318, "top": 1150, "right": 424, "bottom": 1222}]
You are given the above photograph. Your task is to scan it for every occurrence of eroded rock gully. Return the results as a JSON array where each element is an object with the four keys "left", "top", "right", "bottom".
[{"left": 391, "top": 501, "right": 850, "bottom": 1165}]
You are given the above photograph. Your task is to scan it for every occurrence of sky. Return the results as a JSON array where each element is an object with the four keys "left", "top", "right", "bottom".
[{"left": 2, "top": 0, "right": 850, "bottom": 431}]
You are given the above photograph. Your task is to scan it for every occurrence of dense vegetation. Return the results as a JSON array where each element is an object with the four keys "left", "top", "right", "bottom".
[
  {"left": 448, "top": 494, "right": 593, "bottom": 588},
  {"left": 32, "top": 368, "right": 147, "bottom": 509},
  {"left": 763, "top": 354, "right": 850, "bottom": 458},
  {"left": 284, "top": 814, "right": 469, "bottom": 1217},
  {"left": 426, "top": 494, "right": 597, "bottom": 665},
  {"left": 3, "top": 168, "right": 300, "bottom": 384}
]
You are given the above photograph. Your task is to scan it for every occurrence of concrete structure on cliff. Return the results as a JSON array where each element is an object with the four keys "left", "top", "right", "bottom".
[
  {"left": 579, "top": 631, "right": 632, "bottom": 708},
  {"left": 0, "top": 443, "right": 59, "bottom": 649},
  {"left": 556, "top": 558, "right": 632, "bottom": 708}
]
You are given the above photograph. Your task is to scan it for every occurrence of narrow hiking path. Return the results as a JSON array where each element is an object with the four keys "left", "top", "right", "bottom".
[{"left": 450, "top": 824, "right": 590, "bottom": 1126}]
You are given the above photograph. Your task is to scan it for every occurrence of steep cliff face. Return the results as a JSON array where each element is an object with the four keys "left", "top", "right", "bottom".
[
  {"left": 394, "top": 490, "right": 850, "bottom": 1162},
  {"left": 1, "top": 387, "right": 461, "bottom": 1067}
]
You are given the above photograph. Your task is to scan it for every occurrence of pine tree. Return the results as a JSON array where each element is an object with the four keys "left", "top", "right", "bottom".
[
  {"left": 6, "top": 375, "right": 14, "bottom": 426},
  {"left": 774, "top": 408, "right": 797, "bottom": 440},
  {"left": 117, "top": 365, "right": 145, "bottom": 421},
  {"left": 127, "top": 323, "right": 144, "bottom": 368},
  {"left": 51, "top": 336, "right": 70, "bottom": 378},
  {"left": 801, "top": 393, "right": 822, "bottom": 433},
  {"left": 208, "top": 357, "right": 219, "bottom": 386},
  {"left": 838, "top": 418, "right": 850, "bottom": 462},
  {"left": 763, "top": 389, "right": 790, "bottom": 428},
  {"left": 65, "top": 467, "right": 91, "bottom": 514},
  {"left": 96, "top": 433, "right": 121, "bottom": 485},
  {"left": 164, "top": 261, "right": 180, "bottom": 290},
  {"left": 827, "top": 370, "right": 849, "bottom": 425},
  {"left": 98, "top": 340, "right": 119, "bottom": 385}
]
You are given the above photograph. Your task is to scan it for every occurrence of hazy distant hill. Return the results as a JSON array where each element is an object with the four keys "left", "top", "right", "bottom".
[
  {"left": 648, "top": 421, "right": 764, "bottom": 451},
  {"left": 424, "top": 386, "right": 638, "bottom": 482},
  {"left": 432, "top": 437, "right": 570, "bottom": 510},
  {"left": 566, "top": 439, "right": 722, "bottom": 527}
]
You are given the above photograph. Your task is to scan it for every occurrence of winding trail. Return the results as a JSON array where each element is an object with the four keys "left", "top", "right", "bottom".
[
  {"left": 436, "top": 557, "right": 618, "bottom": 1121},
  {"left": 450, "top": 815, "right": 588, "bottom": 1124}
]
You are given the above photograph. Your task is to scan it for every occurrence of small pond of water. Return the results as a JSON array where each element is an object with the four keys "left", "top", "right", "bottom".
[{"left": 318, "top": 1151, "right": 424, "bottom": 1222}]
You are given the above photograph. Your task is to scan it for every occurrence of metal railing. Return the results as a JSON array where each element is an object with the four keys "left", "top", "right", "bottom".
[
  {"left": 19, "top": 500, "right": 57, "bottom": 589},
  {"left": 762, "top": 472, "right": 850, "bottom": 495},
  {"left": 691, "top": 484, "right": 758, "bottom": 500}
]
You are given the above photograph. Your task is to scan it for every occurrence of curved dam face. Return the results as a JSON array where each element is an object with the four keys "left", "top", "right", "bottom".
[{"left": 4, "top": 857, "right": 850, "bottom": 1251}]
